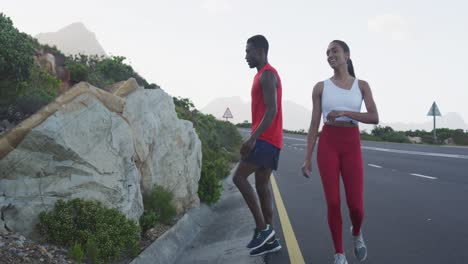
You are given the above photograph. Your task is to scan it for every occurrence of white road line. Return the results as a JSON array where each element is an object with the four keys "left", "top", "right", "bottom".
[
  {"left": 362, "top": 146, "right": 468, "bottom": 160},
  {"left": 284, "top": 136, "right": 308, "bottom": 141},
  {"left": 410, "top": 173, "right": 438, "bottom": 180},
  {"left": 241, "top": 129, "right": 468, "bottom": 160},
  {"left": 368, "top": 164, "right": 383, "bottom": 168}
]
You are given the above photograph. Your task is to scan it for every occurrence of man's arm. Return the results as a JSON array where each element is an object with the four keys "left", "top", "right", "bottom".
[
  {"left": 251, "top": 70, "right": 278, "bottom": 139},
  {"left": 240, "top": 70, "right": 278, "bottom": 156}
]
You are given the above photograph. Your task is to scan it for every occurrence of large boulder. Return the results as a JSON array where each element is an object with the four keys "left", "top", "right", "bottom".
[
  {"left": 123, "top": 89, "right": 202, "bottom": 213},
  {"left": 0, "top": 92, "right": 143, "bottom": 236},
  {"left": 0, "top": 80, "right": 202, "bottom": 236}
]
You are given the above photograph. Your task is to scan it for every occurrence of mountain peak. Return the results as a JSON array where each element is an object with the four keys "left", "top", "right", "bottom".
[
  {"left": 58, "top": 22, "right": 89, "bottom": 33},
  {"left": 35, "top": 22, "right": 106, "bottom": 56}
]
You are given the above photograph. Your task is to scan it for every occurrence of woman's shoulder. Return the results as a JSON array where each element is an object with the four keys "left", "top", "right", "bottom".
[
  {"left": 313, "top": 81, "right": 325, "bottom": 92},
  {"left": 357, "top": 79, "right": 371, "bottom": 93},
  {"left": 357, "top": 79, "right": 369, "bottom": 87}
]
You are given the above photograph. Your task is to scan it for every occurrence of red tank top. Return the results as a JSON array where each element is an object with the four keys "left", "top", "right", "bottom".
[{"left": 251, "top": 64, "right": 283, "bottom": 149}]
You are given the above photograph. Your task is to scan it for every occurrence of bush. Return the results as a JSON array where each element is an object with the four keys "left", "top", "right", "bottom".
[
  {"left": 38, "top": 199, "right": 140, "bottom": 263},
  {"left": 68, "top": 63, "right": 89, "bottom": 84},
  {"left": 69, "top": 243, "right": 84, "bottom": 263},
  {"left": 139, "top": 211, "right": 159, "bottom": 234},
  {"left": 284, "top": 128, "right": 307, "bottom": 135},
  {"left": 360, "top": 132, "right": 383, "bottom": 142},
  {"left": 174, "top": 97, "right": 242, "bottom": 205},
  {"left": 198, "top": 161, "right": 223, "bottom": 205},
  {"left": 370, "top": 125, "right": 411, "bottom": 143},
  {"left": 0, "top": 13, "right": 35, "bottom": 83},
  {"left": 66, "top": 55, "right": 158, "bottom": 89},
  {"left": 85, "top": 236, "right": 100, "bottom": 263},
  {"left": 236, "top": 120, "right": 252, "bottom": 128},
  {"left": 142, "top": 185, "right": 176, "bottom": 225},
  {"left": 145, "top": 83, "right": 160, "bottom": 89},
  {"left": 382, "top": 132, "right": 411, "bottom": 143}
]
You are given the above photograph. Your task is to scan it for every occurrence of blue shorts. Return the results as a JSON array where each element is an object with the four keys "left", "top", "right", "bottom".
[{"left": 242, "top": 139, "right": 281, "bottom": 171}]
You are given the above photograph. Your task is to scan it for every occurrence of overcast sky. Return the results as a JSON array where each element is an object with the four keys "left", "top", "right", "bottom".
[{"left": 2, "top": 0, "right": 467, "bottom": 124}]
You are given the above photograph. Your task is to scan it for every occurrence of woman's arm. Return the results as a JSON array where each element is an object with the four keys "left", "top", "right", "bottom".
[
  {"left": 302, "top": 82, "right": 323, "bottom": 177},
  {"left": 327, "top": 80, "right": 379, "bottom": 124}
]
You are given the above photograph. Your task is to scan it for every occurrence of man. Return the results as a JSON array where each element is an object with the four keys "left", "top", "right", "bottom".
[{"left": 233, "top": 35, "right": 283, "bottom": 257}]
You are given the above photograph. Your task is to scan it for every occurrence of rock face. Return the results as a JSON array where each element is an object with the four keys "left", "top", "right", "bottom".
[
  {"left": 124, "top": 89, "right": 202, "bottom": 212},
  {"left": 0, "top": 79, "right": 202, "bottom": 236}
]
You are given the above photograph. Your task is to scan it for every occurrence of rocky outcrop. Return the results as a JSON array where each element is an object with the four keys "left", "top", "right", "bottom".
[
  {"left": 0, "top": 79, "right": 202, "bottom": 236},
  {"left": 124, "top": 89, "right": 202, "bottom": 212}
]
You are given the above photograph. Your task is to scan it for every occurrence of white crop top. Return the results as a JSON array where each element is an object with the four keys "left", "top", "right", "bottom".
[{"left": 322, "top": 78, "right": 363, "bottom": 124}]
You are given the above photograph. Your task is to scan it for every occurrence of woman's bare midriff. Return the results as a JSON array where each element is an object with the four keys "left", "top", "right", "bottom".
[{"left": 324, "top": 121, "right": 359, "bottom": 128}]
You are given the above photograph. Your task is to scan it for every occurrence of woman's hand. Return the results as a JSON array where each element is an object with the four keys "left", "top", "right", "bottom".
[
  {"left": 326, "top": 110, "right": 345, "bottom": 122},
  {"left": 301, "top": 160, "right": 313, "bottom": 178}
]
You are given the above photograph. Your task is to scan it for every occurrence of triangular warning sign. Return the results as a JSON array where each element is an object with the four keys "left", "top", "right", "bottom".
[
  {"left": 427, "top": 102, "right": 441, "bottom": 116},
  {"left": 222, "top": 107, "right": 233, "bottom": 119}
]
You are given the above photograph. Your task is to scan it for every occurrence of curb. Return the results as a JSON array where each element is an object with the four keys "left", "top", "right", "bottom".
[{"left": 130, "top": 203, "right": 214, "bottom": 264}]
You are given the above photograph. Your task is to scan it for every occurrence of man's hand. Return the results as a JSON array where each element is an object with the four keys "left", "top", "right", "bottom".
[{"left": 240, "top": 137, "right": 256, "bottom": 157}]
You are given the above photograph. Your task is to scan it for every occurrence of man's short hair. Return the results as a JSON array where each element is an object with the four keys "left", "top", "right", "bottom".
[{"left": 247, "top": 35, "right": 269, "bottom": 55}]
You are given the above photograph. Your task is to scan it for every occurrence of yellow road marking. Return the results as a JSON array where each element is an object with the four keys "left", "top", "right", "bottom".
[{"left": 271, "top": 174, "right": 305, "bottom": 264}]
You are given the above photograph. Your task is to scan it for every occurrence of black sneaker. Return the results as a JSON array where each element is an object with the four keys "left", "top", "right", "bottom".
[
  {"left": 249, "top": 239, "right": 282, "bottom": 256},
  {"left": 246, "top": 224, "right": 275, "bottom": 250},
  {"left": 246, "top": 228, "right": 260, "bottom": 248}
]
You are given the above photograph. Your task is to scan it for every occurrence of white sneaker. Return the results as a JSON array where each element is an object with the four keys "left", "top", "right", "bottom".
[
  {"left": 334, "top": 253, "right": 348, "bottom": 264},
  {"left": 351, "top": 227, "right": 367, "bottom": 262}
]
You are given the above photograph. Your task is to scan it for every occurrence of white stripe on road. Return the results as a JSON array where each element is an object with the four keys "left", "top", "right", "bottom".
[
  {"left": 361, "top": 146, "right": 468, "bottom": 160},
  {"left": 410, "top": 173, "right": 438, "bottom": 180},
  {"left": 284, "top": 136, "right": 308, "bottom": 141},
  {"left": 368, "top": 164, "right": 383, "bottom": 168},
  {"left": 242, "top": 129, "right": 468, "bottom": 160}
]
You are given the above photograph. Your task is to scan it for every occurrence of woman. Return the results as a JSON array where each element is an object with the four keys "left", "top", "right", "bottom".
[{"left": 302, "top": 40, "right": 379, "bottom": 264}]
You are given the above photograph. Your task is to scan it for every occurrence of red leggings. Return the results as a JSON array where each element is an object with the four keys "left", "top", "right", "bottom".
[{"left": 317, "top": 125, "right": 364, "bottom": 254}]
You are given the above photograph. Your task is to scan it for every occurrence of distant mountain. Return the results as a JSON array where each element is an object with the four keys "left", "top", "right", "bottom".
[
  {"left": 36, "top": 22, "right": 106, "bottom": 56},
  {"left": 200, "top": 97, "right": 312, "bottom": 131},
  {"left": 202, "top": 97, "right": 468, "bottom": 132}
]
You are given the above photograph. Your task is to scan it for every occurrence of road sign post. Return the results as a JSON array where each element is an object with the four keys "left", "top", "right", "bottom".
[{"left": 427, "top": 102, "right": 441, "bottom": 143}]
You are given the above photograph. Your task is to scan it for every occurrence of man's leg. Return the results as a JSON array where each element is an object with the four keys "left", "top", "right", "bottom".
[
  {"left": 255, "top": 168, "right": 273, "bottom": 228},
  {"left": 233, "top": 160, "right": 266, "bottom": 230}
]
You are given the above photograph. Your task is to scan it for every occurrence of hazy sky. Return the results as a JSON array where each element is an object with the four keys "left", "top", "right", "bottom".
[{"left": 2, "top": 0, "right": 467, "bottom": 124}]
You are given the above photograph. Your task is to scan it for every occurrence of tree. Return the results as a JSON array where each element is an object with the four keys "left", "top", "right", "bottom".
[{"left": 0, "top": 13, "right": 35, "bottom": 83}]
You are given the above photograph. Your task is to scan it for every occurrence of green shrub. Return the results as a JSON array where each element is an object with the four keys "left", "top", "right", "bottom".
[
  {"left": 1, "top": 67, "right": 59, "bottom": 122},
  {"left": 0, "top": 13, "right": 35, "bottom": 83},
  {"left": 382, "top": 132, "right": 411, "bottom": 143},
  {"left": 38, "top": 199, "right": 140, "bottom": 262},
  {"left": 174, "top": 97, "right": 242, "bottom": 205},
  {"left": 139, "top": 211, "right": 159, "bottom": 234},
  {"left": 69, "top": 242, "right": 84, "bottom": 263},
  {"left": 145, "top": 83, "right": 160, "bottom": 89},
  {"left": 236, "top": 121, "right": 252, "bottom": 128},
  {"left": 12, "top": 89, "right": 53, "bottom": 120},
  {"left": 360, "top": 133, "right": 383, "bottom": 142},
  {"left": 85, "top": 237, "right": 99, "bottom": 263},
  {"left": 68, "top": 63, "right": 89, "bottom": 84},
  {"left": 198, "top": 161, "right": 223, "bottom": 205},
  {"left": 143, "top": 186, "right": 176, "bottom": 225}
]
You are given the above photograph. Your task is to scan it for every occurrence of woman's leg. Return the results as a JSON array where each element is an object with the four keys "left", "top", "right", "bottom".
[
  {"left": 317, "top": 136, "right": 343, "bottom": 254},
  {"left": 340, "top": 135, "right": 364, "bottom": 236}
]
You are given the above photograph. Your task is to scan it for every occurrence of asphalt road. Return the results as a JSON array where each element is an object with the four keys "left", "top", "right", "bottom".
[{"left": 259, "top": 132, "right": 468, "bottom": 264}]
